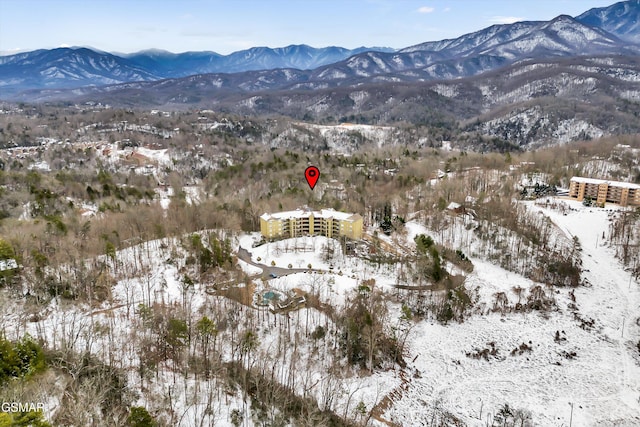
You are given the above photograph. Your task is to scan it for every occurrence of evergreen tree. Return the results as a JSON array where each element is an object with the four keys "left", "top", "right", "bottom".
[{"left": 127, "top": 406, "right": 156, "bottom": 427}]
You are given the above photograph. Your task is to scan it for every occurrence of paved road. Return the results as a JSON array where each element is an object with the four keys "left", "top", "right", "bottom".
[{"left": 237, "top": 247, "right": 310, "bottom": 280}]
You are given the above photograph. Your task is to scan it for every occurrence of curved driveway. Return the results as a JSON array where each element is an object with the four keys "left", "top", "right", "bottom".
[{"left": 237, "top": 246, "right": 311, "bottom": 280}]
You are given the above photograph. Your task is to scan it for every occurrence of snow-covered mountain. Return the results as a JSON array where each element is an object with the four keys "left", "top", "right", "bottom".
[
  {"left": 118, "top": 49, "right": 223, "bottom": 78},
  {"left": 0, "top": 45, "right": 394, "bottom": 95},
  {"left": 308, "top": 15, "right": 632, "bottom": 83},
  {"left": 577, "top": 0, "right": 640, "bottom": 43},
  {"left": 121, "top": 45, "right": 395, "bottom": 76},
  {"left": 0, "top": 47, "right": 161, "bottom": 92},
  {"left": 16, "top": 54, "right": 640, "bottom": 150},
  {"left": 1, "top": 1, "right": 639, "bottom": 100}
]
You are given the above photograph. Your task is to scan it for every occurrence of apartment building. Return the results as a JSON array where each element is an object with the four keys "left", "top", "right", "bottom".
[
  {"left": 569, "top": 177, "right": 640, "bottom": 207},
  {"left": 260, "top": 208, "right": 363, "bottom": 240}
]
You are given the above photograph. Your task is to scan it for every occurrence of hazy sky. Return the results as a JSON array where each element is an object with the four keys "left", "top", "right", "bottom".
[{"left": 0, "top": 0, "right": 620, "bottom": 55}]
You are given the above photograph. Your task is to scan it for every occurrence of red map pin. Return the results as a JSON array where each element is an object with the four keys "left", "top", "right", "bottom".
[{"left": 304, "top": 166, "right": 320, "bottom": 190}]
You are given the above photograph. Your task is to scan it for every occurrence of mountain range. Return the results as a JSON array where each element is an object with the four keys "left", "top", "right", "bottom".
[
  {"left": 1, "top": 0, "right": 639, "bottom": 105},
  {"left": 0, "top": 45, "right": 394, "bottom": 96}
]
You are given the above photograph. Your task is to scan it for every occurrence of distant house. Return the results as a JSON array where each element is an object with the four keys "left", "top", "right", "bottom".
[
  {"left": 569, "top": 177, "right": 640, "bottom": 207},
  {"left": 257, "top": 289, "right": 306, "bottom": 313},
  {"left": 270, "top": 295, "right": 306, "bottom": 314},
  {"left": 0, "top": 258, "right": 18, "bottom": 285},
  {"left": 260, "top": 208, "right": 363, "bottom": 240},
  {"left": 0, "top": 258, "right": 17, "bottom": 272},
  {"left": 446, "top": 202, "right": 465, "bottom": 215}
]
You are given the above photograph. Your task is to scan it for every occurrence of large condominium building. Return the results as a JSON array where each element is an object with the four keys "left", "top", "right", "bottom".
[
  {"left": 569, "top": 177, "right": 640, "bottom": 207},
  {"left": 260, "top": 208, "right": 363, "bottom": 240}
]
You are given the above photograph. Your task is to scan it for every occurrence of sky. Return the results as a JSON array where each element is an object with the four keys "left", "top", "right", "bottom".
[{"left": 0, "top": 0, "right": 621, "bottom": 55}]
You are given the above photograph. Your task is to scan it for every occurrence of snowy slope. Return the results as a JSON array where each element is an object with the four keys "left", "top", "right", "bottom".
[
  {"left": 3, "top": 194, "right": 639, "bottom": 425},
  {"left": 577, "top": 0, "right": 640, "bottom": 43},
  {"left": 383, "top": 200, "right": 640, "bottom": 426}
]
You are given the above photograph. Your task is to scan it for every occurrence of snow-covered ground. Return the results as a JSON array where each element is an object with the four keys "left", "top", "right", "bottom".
[
  {"left": 382, "top": 199, "right": 640, "bottom": 426},
  {"left": 290, "top": 122, "right": 398, "bottom": 153},
  {"left": 3, "top": 198, "right": 639, "bottom": 426},
  {"left": 234, "top": 210, "right": 638, "bottom": 425},
  {"left": 238, "top": 234, "right": 400, "bottom": 289},
  {"left": 239, "top": 235, "right": 341, "bottom": 270},
  {"left": 155, "top": 185, "right": 203, "bottom": 209}
]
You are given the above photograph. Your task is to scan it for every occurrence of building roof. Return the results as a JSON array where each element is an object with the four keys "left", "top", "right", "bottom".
[
  {"left": 570, "top": 176, "right": 640, "bottom": 190},
  {"left": 0, "top": 258, "right": 17, "bottom": 272},
  {"left": 260, "top": 209, "right": 310, "bottom": 221},
  {"left": 260, "top": 207, "right": 362, "bottom": 222},
  {"left": 320, "top": 208, "right": 361, "bottom": 221}
]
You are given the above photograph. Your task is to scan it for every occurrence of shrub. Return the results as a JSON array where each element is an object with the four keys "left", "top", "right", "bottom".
[
  {"left": 230, "top": 409, "right": 243, "bottom": 427},
  {"left": 414, "top": 234, "right": 434, "bottom": 254},
  {"left": 128, "top": 406, "right": 156, "bottom": 427},
  {"left": 0, "top": 335, "right": 46, "bottom": 382},
  {"left": 0, "top": 237, "right": 17, "bottom": 286},
  {"left": 0, "top": 237, "right": 15, "bottom": 260},
  {"left": 0, "top": 411, "right": 51, "bottom": 427},
  {"left": 311, "top": 325, "right": 326, "bottom": 340}
]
